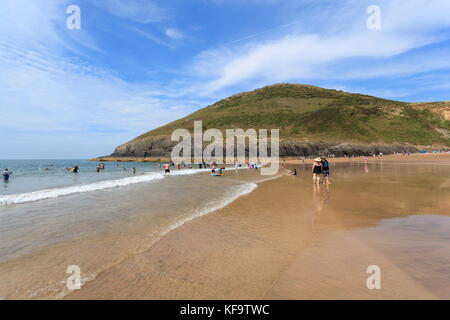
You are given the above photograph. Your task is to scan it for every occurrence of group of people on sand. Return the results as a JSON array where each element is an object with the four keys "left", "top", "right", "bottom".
[
  {"left": 287, "top": 156, "right": 331, "bottom": 184},
  {"left": 312, "top": 156, "right": 330, "bottom": 184}
]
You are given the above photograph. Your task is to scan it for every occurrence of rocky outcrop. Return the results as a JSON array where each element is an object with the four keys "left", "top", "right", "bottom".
[{"left": 109, "top": 135, "right": 421, "bottom": 159}]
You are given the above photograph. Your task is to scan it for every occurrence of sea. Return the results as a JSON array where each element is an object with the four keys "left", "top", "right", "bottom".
[{"left": 0, "top": 159, "right": 268, "bottom": 299}]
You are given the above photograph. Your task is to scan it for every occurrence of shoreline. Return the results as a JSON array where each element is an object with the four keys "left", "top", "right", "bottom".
[
  {"left": 91, "top": 152, "right": 450, "bottom": 164},
  {"left": 67, "top": 154, "right": 450, "bottom": 299}
]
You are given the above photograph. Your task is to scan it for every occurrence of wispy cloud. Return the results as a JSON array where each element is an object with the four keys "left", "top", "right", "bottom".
[
  {"left": 165, "top": 27, "right": 184, "bottom": 40},
  {"left": 128, "top": 26, "right": 175, "bottom": 48},
  {"left": 190, "top": 0, "right": 450, "bottom": 94},
  {"left": 92, "top": 0, "right": 167, "bottom": 23},
  {"left": 2, "top": 0, "right": 450, "bottom": 158},
  {"left": 0, "top": 0, "right": 197, "bottom": 158}
]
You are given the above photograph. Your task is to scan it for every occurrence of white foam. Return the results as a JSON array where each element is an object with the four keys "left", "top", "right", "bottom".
[
  {"left": 0, "top": 166, "right": 253, "bottom": 206},
  {"left": 161, "top": 182, "right": 258, "bottom": 237},
  {"left": 0, "top": 173, "right": 165, "bottom": 206}
]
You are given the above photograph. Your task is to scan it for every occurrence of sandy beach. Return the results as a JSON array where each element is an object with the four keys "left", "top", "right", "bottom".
[{"left": 66, "top": 153, "right": 450, "bottom": 300}]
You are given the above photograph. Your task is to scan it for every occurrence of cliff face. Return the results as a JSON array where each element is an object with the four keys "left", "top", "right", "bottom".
[
  {"left": 106, "top": 84, "right": 450, "bottom": 159},
  {"left": 110, "top": 136, "right": 420, "bottom": 159}
]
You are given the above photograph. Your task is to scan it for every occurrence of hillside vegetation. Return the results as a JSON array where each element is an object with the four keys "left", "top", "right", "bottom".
[{"left": 107, "top": 84, "right": 450, "bottom": 158}]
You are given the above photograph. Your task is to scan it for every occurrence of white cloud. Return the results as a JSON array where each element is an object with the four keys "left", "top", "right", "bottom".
[
  {"left": 165, "top": 27, "right": 184, "bottom": 40},
  {"left": 190, "top": 0, "right": 450, "bottom": 93},
  {"left": 93, "top": 0, "right": 167, "bottom": 23},
  {"left": 0, "top": 0, "right": 197, "bottom": 158}
]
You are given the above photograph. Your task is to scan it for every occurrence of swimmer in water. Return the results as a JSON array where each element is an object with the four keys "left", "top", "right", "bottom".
[
  {"left": 2, "top": 168, "right": 12, "bottom": 181},
  {"left": 66, "top": 166, "right": 79, "bottom": 173},
  {"left": 164, "top": 162, "right": 170, "bottom": 173}
]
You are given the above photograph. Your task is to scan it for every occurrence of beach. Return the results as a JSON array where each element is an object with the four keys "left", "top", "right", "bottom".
[{"left": 66, "top": 153, "right": 450, "bottom": 300}]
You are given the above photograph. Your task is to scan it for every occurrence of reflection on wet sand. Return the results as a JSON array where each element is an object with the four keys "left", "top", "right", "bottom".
[
  {"left": 268, "top": 160, "right": 450, "bottom": 299},
  {"left": 67, "top": 157, "right": 450, "bottom": 300},
  {"left": 311, "top": 183, "right": 330, "bottom": 233}
]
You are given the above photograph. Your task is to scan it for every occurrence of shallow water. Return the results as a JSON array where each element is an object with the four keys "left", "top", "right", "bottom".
[
  {"left": 1, "top": 159, "right": 449, "bottom": 299},
  {"left": 0, "top": 165, "right": 267, "bottom": 299},
  {"left": 272, "top": 160, "right": 450, "bottom": 299},
  {"left": 0, "top": 160, "right": 160, "bottom": 197}
]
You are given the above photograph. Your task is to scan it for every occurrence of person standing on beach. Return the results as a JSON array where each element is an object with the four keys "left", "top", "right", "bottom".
[
  {"left": 321, "top": 156, "right": 331, "bottom": 184},
  {"left": 312, "top": 158, "right": 323, "bottom": 184}
]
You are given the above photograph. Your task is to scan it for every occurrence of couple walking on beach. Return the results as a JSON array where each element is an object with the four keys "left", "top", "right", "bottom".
[{"left": 312, "top": 156, "right": 330, "bottom": 184}]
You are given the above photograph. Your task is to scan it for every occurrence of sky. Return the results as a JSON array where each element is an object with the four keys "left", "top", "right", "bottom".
[{"left": 1, "top": 0, "right": 450, "bottom": 159}]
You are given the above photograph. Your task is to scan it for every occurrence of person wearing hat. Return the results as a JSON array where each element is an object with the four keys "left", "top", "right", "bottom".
[
  {"left": 312, "top": 157, "right": 323, "bottom": 184},
  {"left": 321, "top": 156, "right": 331, "bottom": 184}
]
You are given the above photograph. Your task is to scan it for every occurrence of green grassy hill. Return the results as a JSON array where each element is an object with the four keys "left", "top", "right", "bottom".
[{"left": 108, "top": 84, "right": 450, "bottom": 158}]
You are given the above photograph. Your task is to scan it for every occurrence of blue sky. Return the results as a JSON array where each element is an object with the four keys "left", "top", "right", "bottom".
[{"left": 1, "top": 0, "right": 450, "bottom": 159}]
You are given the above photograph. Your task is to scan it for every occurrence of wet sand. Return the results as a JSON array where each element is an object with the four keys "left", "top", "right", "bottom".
[{"left": 68, "top": 155, "right": 450, "bottom": 300}]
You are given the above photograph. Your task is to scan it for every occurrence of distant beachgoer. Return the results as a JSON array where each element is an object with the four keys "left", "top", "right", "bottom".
[
  {"left": 2, "top": 169, "right": 12, "bottom": 181},
  {"left": 289, "top": 168, "right": 297, "bottom": 176},
  {"left": 312, "top": 158, "right": 323, "bottom": 184},
  {"left": 282, "top": 159, "right": 286, "bottom": 168},
  {"left": 66, "top": 166, "right": 79, "bottom": 173},
  {"left": 164, "top": 163, "right": 170, "bottom": 173},
  {"left": 96, "top": 163, "right": 104, "bottom": 172},
  {"left": 321, "top": 156, "right": 331, "bottom": 184},
  {"left": 132, "top": 167, "right": 136, "bottom": 174}
]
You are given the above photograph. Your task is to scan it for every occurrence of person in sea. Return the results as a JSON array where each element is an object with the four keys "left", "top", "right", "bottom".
[
  {"left": 312, "top": 157, "right": 323, "bottom": 184},
  {"left": 288, "top": 168, "right": 297, "bottom": 176},
  {"left": 321, "top": 156, "right": 331, "bottom": 184},
  {"left": 66, "top": 166, "right": 79, "bottom": 173},
  {"left": 132, "top": 167, "right": 136, "bottom": 174},
  {"left": 2, "top": 168, "right": 12, "bottom": 181},
  {"left": 164, "top": 162, "right": 171, "bottom": 173}
]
